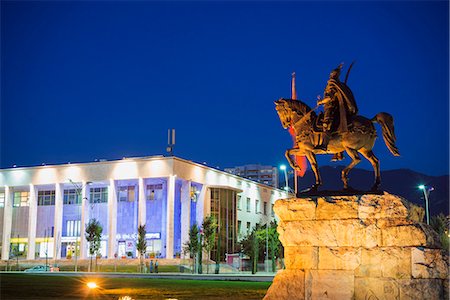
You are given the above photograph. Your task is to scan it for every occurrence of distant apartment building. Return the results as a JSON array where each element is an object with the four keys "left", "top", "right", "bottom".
[{"left": 225, "top": 164, "right": 279, "bottom": 188}]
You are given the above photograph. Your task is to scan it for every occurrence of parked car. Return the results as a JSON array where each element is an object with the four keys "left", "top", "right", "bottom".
[{"left": 24, "top": 265, "right": 50, "bottom": 272}]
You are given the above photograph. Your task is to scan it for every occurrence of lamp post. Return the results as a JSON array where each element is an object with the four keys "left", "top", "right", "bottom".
[
  {"left": 68, "top": 179, "right": 91, "bottom": 272},
  {"left": 279, "top": 165, "right": 288, "bottom": 192},
  {"left": 418, "top": 185, "right": 434, "bottom": 225}
]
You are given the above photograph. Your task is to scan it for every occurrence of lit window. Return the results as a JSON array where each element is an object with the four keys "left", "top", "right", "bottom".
[
  {"left": 246, "top": 198, "right": 251, "bottom": 212},
  {"left": 118, "top": 186, "right": 135, "bottom": 202},
  {"left": 13, "top": 191, "right": 30, "bottom": 207},
  {"left": 237, "top": 195, "right": 242, "bottom": 210},
  {"left": 63, "top": 189, "right": 80, "bottom": 205},
  {"left": 146, "top": 184, "right": 162, "bottom": 201},
  {"left": 255, "top": 200, "right": 260, "bottom": 214},
  {"left": 89, "top": 187, "right": 108, "bottom": 203},
  {"left": 66, "top": 220, "right": 81, "bottom": 237},
  {"left": 38, "top": 191, "right": 55, "bottom": 206}
]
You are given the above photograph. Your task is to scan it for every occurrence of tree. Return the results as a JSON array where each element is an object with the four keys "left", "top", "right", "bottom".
[
  {"left": 430, "top": 213, "right": 449, "bottom": 250},
  {"left": 240, "top": 224, "right": 262, "bottom": 274},
  {"left": 85, "top": 218, "right": 102, "bottom": 272},
  {"left": 183, "top": 223, "right": 201, "bottom": 273},
  {"left": 202, "top": 215, "right": 217, "bottom": 274},
  {"left": 136, "top": 224, "right": 147, "bottom": 273},
  {"left": 256, "top": 220, "right": 283, "bottom": 272}
]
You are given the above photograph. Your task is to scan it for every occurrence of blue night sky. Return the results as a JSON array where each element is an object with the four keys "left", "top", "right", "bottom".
[{"left": 1, "top": 1, "right": 449, "bottom": 176}]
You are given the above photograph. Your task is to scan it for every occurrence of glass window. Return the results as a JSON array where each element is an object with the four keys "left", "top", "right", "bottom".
[
  {"left": 118, "top": 186, "right": 135, "bottom": 202},
  {"left": 237, "top": 195, "right": 241, "bottom": 210},
  {"left": 66, "top": 220, "right": 81, "bottom": 237},
  {"left": 13, "top": 191, "right": 29, "bottom": 207},
  {"left": 255, "top": 200, "right": 260, "bottom": 214},
  {"left": 89, "top": 187, "right": 108, "bottom": 203},
  {"left": 63, "top": 189, "right": 80, "bottom": 205},
  {"left": 0, "top": 192, "right": 5, "bottom": 207},
  {"left": 271, "top": 204, "right": 275, "bottom": 217},
  {"left": 38, "top": 191, "right": 55, "bottom": 206},
  {"left": 146, "top": 184, "right": 162, "bottom": 201},
  {"left": 246, "top": 222, "right": 251, "bottom": 233},
  {"left": 246, "top": 198, "right": 251, "bottom": 212},
  {"left": 238, "top": 221, "right": 242, "bottom": 235},
  {"left": 263, "top": 202, "right": 267, "bottom": 215}
]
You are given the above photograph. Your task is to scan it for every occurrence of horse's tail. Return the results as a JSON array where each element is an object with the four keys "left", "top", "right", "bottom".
[{"left": 371, "top": 112, "right": 400, "bottom": 156}]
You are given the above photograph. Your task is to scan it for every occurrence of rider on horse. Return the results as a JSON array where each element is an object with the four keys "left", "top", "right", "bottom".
[{"left": 314, "top": 63, "right": 358, "bottom": 157}]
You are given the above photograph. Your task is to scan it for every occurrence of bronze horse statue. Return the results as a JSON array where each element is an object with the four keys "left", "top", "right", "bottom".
[{"left": 275, "top": 98, "right": 400, "bottom": 191}]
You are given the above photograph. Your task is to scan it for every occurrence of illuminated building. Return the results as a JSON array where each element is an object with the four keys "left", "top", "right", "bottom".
[
  {"left": 225, "top": 164, "right": 279, "bottom": 188},
  {"left": 0, "top": 156, "right": 286, "bottom": 260}
]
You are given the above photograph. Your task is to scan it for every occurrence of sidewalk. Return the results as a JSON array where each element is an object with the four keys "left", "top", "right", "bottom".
[{"left": 10, "top": 271, "right": 276, "bottom": 282}]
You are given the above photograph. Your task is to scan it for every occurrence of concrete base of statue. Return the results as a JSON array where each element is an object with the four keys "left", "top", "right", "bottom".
[{"left": 264, "top": 192, "right": 448, "bottom": 300}]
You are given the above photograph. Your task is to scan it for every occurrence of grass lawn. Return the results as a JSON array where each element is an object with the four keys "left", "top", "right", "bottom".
[{"left": 0, "top": 273, "right": 271, "bottom": 300}]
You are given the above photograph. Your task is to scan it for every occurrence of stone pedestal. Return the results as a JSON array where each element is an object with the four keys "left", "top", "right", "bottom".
[{"left": 264, "top": 192, "right": 448, "bottom": 300}]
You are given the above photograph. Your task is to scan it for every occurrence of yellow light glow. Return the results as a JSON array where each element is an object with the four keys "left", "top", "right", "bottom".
[{"left": 87, "top": 282, "right": 98, "bottom": 289}]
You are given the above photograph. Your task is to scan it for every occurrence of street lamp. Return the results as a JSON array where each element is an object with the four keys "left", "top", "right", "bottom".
[
  {"left": 279, "top": 165, "right": 288, "bottom": 192},
  {"left": 68, "top": 179, "right": 91, "bottom": 272},
  {"left": 418, "top": 185, "right": 434, "bottom": 225}
]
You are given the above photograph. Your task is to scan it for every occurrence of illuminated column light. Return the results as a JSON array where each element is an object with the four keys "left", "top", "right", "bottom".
[
  {"left": 108, "top": 179, "right": 118, "bottom": 258},
  {"left": 1, "top": 186, "right": 12, "bottom": 260},
  {"left": 166, "top": 175, "right": 176, "bottom": 258},
  {"left": 53, "top": 183, "right": 63, "bottom": 259},
  {"left": 80, "top": 181, "right": 89, "bottom": 259},
  {"left": 27, "top": 184, "right": 38, "bottom": 260},
  {"left": 138, "top": 178, "right": 146, "bottom": 227}
]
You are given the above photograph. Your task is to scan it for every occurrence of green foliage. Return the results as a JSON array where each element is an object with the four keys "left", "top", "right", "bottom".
[
  {"left": 256, "top": 220, "right": 283, "bottom": 272},
  {"left": 430, "top": 214, "right": 449, "bottom": 250},
  {"left": 183, "top": 223, "right": 202, "bottom": 273},
  {"left": 202, "top": 215, "right": 217, "bottom": 274},
  {"left": 240, "top": 223, "right": 262, "bottom": 274},
  {"left": 85, "top": 218, "right": 103, "bottom": 256},
  {"left": 136, "top": 224, "right": 147, "bottom": 257}
]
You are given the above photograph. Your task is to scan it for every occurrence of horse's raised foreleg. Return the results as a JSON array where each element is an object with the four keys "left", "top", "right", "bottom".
[
  {"left": 285, "top": 149, "right": 300, "bottom": 171},
  {"left": 359, "top": 149, "right": 381, "bottom": 191},
  {"left": 342, "top": 148, "right": 361, "bottom": 190},
  {"left": 305, "top": 151, "right": 321, "bottom": 190}
]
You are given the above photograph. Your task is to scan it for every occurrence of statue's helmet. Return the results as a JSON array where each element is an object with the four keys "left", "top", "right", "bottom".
[{"left": 329, "top": 63, "right": 344, "bottom": 79}]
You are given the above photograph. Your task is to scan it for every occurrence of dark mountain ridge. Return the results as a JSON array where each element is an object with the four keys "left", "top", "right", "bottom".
[{"left": 287, "top": 166, "right": 449, "bottom": 217}]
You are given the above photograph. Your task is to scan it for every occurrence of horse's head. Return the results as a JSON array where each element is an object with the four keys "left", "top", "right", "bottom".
[
  {"left": 275, "top": 98, "right": 312, "bottom": 129},
  {"left": 275, "top": 98, "right": 292, "bottom": 129}
]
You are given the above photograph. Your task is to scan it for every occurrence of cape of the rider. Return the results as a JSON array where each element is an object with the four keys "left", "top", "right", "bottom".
[
  {"left": 327, "top": 79, "right": 359, "bottom": 133},
  {"left": 328, "top": 79, "right": 358, "bottom": 116}
]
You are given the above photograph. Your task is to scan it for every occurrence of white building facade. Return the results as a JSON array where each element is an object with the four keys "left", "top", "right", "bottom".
[{"left": 0, "top": 156, "right": 286, "bottom": 261}]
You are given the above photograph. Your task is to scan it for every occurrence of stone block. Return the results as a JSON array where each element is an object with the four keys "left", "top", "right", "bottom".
[
  {"left": 358, "top": 193, "right": 409, "bottom": 220},
  {"left": 305, "top": 270, "right": 354, "bottom": 300},
  {"left": 361, "top": 223, "right": 382, "bottom": 248},
  {"left": 411, "top": 247, "right": 448, "bottom": 279},
  {"left": 382, "top": 225, "right": 427, "bottom": 247},
  {"left": 355, "top": 247, "right": 411, "bottom": 279},
  {"left": 318, "top": 247, "right": 361, "bottom": 270},
  {"left": 316, "top": 196, "right": 358, "bottom": 220},
  {"left": 274, "top": 198, "right": 316, "bottom": 221},
  {"left": 399, "top": 278, "right": 444, "bottom": 300},
  {"left": 263, "top": 269, "right": 305, "bottom": 300},
  {"left": 279, "top": 220, "right": 364, "bottom": 247},
  {"left": 284, "top": 246, "right": 318, "bottom": 270}
]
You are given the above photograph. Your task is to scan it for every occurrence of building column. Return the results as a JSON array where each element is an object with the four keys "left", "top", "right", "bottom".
[
  {"left": 79, "top": 182, "right": 89, "bottom": 259},
  {"left": 1, "top": 186, "right": 12, "bottom": 260},
  {"left": 108, "top": 179, "right": 117, "bottom": 258},
  {"left": 53, "top": 183, "right": 63, "bottom": 259},
  {"left": 138, "top": 178, "right": 146, "bottom": 227},
  {"left": 180, "top": 180, "right": 191, "bottom": 259},
  {"left": 165, "top": 175, "right": 176, "bottom": 259},
  {"left": 27, "top": 184, "right": 38, "bottom": 260},
  {"left": 196, "top": 185, "right": 208, "bottom": 226}
]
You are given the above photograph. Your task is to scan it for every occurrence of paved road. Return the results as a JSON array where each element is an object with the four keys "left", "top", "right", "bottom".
[{"left": 1, "top": 271, "right": 275, "bottom": 282}]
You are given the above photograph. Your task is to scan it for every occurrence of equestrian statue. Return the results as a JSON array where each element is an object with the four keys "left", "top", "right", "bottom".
[{"left": 275, "top": 63, "right": 400, "bottom": 192}]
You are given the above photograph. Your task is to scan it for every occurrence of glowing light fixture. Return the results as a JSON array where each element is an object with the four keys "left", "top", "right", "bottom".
[
  {"left": 87, "top": 282, "right": 98, "bottom": 289},
  {"left": 280, "top": 165, "right": 288, "bottom": 191},
  {"left": 418, "top": 184, "right": 434, "bottom": 225}
]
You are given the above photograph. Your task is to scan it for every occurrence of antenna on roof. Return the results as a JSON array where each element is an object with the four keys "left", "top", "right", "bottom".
[{"left": 167, "top": 129, "right": 175, "bottom": 156}]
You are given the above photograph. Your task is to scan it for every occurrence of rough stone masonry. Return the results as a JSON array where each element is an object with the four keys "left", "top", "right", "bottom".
[{"left": 264, "top": 192, "right": 448, "bottom": 300}]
